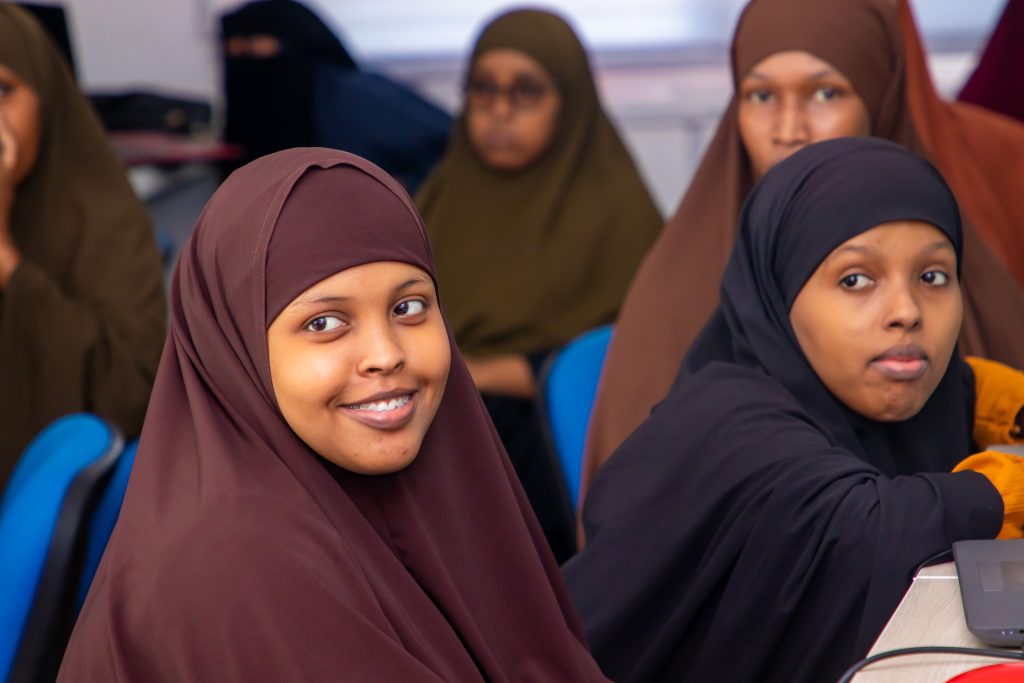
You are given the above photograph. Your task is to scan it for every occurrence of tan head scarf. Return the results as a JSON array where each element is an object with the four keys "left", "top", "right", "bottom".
[
  {"left": 0, "top": 6, "right": 165, "bottom": 480},
  {"left": 416, "top": 8, "right": 662, "bottom": 357},
  {"left": 580, "top": 0, "right": 1024, "bottom": 503}
]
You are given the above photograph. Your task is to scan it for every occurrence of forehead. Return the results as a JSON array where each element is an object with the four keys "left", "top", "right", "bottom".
[
  {"left": 293, "top": 261, "right": 434, "bottom": 301},
  {"left": 741, "top": 49, "right": 846, "bottom": 82},
  {"left": 472, "top": 48, "right": 551, "bottom": 80}
]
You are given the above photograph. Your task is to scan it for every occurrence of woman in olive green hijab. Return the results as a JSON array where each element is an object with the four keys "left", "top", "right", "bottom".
[
  {"left": 417, "top": 8, "right": 661, "bottom": 560},
  {"left": 0, "top": 6, "right": 165, "bottom": 482}
]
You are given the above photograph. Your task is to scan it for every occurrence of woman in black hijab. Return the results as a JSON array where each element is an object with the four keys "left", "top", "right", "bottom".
[{"left": 563, "top": 137, "right": 1024, "bottom": 683}]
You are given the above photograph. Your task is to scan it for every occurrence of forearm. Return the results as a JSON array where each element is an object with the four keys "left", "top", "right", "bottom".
[{"left": 464, "top": 353, "right": 537, "bottom": 398}]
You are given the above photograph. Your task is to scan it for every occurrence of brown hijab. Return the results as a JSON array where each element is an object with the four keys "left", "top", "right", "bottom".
[
  {"left": 416, "top": 9, "right": 662, "bottom": 357},
  {"left": 580, "top": 0, "right": 1024, "bottom": 502},
  {"left": 0, "top": 6, "right": 165, "bottom": 481},
  {"left": 59, "top": 149, "right": 607, "bottom": 682}
]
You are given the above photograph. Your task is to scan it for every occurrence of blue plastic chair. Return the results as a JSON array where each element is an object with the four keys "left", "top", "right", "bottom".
[
  {"left": 0, "top": 414, "right": 122, "bottom": 683},
  {"left": 75, "top": 438, "right": 138, "bottom": 612},
  {"left": 539, "top": 325, "right": 614, "bottom": 507}
]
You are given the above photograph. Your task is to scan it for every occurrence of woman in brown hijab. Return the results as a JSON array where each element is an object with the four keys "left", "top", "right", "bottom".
[
  {"left": 418, "top": 9, "right": 662, "bottom": 560},
  {"left": 58, "top": 148, "right": 608, "bottom": 682},
  {"left": 580, "top": 0, "right": 1024, "bottom": 502},
  {"left": 0, "top": 6, "right": 165, "bottom": 482}
]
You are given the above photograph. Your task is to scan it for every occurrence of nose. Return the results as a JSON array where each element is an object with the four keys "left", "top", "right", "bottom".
[
  {"left": 490, "top": 91, "right": 514, "bottom": 120},
  {"left": 773, "top": 97, "right": 810, "bottom": 148},
  {"left": 884, "top": 281, "right": 923, "bottom": 332},
  {"left": 356, "top": 320, "right": 405, "bottom": 376}
]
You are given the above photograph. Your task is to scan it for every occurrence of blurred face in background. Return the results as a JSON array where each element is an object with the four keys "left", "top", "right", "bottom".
[
  {"left": 0, "top": 61, "right": 41, "bottom": 185},
  {"left": 465, "top": 48, "right": 562, "bottom": 172},
  {"left": 738, "top": 50, "right": 871, "bottom": 179}
]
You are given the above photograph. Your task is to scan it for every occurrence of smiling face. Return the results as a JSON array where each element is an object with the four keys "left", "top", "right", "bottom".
[
  {"left": 789, "top": 221, "right": 961, "bottom": 422},
  {"left": 465, "top": 48, "right": 562, "bottom": 172},
  {"left": 738, "top": 50, "right": 871, "bottom": 179},
  {"left": 0, "top": 61, "right": 41, "bottom": 185},
  {"left": 267, "top": 261, "right": 451, "bottom": 474}
]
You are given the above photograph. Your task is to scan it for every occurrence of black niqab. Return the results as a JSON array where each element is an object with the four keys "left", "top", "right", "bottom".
[{"left": 221, "top": 0, "right": 355, "bottom": 165}]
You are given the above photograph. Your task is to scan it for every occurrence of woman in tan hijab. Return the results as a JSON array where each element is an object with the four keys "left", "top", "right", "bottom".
[
  {"left": 0, "top": 7, "right": 165, "bottom": 482},
  {"left": 418, "top": 8, "right": 662, "bottom": 560},
  {"left": 580, "top": 0, "right": 1024, "bottom": 504}
]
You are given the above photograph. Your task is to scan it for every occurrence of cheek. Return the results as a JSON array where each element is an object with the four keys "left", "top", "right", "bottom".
[
  {"left": 272, "top": 343, "right": 349, "bottom": 417},
  {"left": 8, "top": 95, "right": 41, "bottom": 182},
  {"left": 465, "top": 109, "right": 487, "bottom": 151},
  {"left": 737, "top": 107, "right": 772, "bottom": 176},
  {"left": 809, "top": 102, "right": 872, "bottom": 141},
  {"left": 791, "top": 294, "right": 869, "bottom": 388}
]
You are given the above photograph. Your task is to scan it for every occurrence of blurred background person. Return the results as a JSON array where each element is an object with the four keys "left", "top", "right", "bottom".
[
  {"left": 416, "top": 8, "right": 663, "bottom": 562},
  {"left": 0, "top": 5, "right": 165, "bottom": 483}
]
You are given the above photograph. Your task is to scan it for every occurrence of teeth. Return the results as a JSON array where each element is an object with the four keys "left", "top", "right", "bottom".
[{"left": 348, "top": 395, "right": 410, "bottom": 412}]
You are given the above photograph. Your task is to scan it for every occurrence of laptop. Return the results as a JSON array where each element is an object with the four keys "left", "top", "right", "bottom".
[{"left": 954, "top": 539, "right": 1024, "bottom": 647}]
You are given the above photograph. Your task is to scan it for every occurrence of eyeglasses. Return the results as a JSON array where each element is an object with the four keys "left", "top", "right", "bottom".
[{"left": 465, "top": 77, "right": 556, "bottom": 111}]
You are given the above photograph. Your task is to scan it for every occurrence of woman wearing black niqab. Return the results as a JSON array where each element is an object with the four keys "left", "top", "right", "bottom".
[{"left": 563, "top": 137, "right": 1024, "bottom": 682}]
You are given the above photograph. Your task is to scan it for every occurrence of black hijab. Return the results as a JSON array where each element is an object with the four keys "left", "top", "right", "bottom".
[
  {"left": 221, "top": 0, "right": 356, "bottom": 165},
  {"left": 682, "top": 136, "right": 973, "bottom": 475},
  {"left": 564, "top": 138, "right": 1002, "bottom": 683}
]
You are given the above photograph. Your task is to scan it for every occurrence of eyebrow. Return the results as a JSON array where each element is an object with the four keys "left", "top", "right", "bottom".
[
  {"left": 288, "top": 276, "right": 431, "bottom": 308},
  {"left": 830, "top": 240, "right": 954, "bottom": 258}
]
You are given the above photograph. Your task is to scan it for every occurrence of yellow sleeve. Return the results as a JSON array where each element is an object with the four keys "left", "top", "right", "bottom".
[
  {"left": 954, "top": 452, "right": 1024, "bottom": 539},
  {"left": 966, "top": 356, "right": 1024, "bottom": 449}
]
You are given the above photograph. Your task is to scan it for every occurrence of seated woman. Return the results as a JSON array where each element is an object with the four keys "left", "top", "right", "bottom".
[
  {"left": 221, "top": 0, "right": 450, "bottom": 191},
  {"left": 0, "top": 6, "right": 165, "bottom": 482},
  {"left": 417, "top": 8, "right": 663, "bottom": 560},
  {"left": 580, "top": 0, "right": 1024, "bottom": 501},
  {"left": 563, "top": 137, "right": 1024, "bottom": 683},
  {"left": 58, "top": 149, "right": 608, "bottom": 682}
]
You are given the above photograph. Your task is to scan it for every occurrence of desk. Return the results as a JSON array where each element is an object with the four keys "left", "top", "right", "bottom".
[
  {"left": 852, "top": 562, "right": 1019, "bottom": 681},
  {"left": 108, "top": 131, "right": 241, "bottom": 168}
]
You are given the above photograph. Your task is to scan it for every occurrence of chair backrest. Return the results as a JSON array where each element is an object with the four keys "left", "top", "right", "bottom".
[
  {"left": 75, "top": 438, "right": 138, "bottom": 612},
  {"left": 539, "top": 325, "right": 614, "bottom": 507},
  {"left": 0, "top": 414, "right": 122, "bottom": 683}
]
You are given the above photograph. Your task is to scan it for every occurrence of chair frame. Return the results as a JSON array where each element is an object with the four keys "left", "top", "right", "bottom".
[{"left": 6, "top": 426, "right": 122, "bottom": 683}]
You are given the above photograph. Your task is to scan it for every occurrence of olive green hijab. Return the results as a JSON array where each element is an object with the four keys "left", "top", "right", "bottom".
[
  {"left": 416, "top": 9, "right": 662, "bottom": 357},
  {"left": 0, "top": 6, "right": 165, "bottom": 480}
]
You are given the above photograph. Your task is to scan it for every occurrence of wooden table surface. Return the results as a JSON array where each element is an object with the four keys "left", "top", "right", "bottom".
[{"left": 851, "top": 562, "right": 1023, "bottom": 681}]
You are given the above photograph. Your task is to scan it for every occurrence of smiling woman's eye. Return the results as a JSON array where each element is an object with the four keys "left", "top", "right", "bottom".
[
  {"left": 305, "top": 315, "right": 343, "bottom": 333},
  {"left": 394, "top": 299, "right": 426, "bottom": 318},
  {"left": 839, "top": 273, "right": 873, "bottom": 290},
  {"left": 921, "top": 270, "right": 950, "bottom": 286}
]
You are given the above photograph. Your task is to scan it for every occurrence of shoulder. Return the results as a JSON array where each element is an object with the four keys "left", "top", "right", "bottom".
[{"left": 648, "top": 362, "right": 822, "bottom": 448}]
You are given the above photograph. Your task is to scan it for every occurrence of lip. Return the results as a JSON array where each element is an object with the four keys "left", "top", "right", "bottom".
[
  {"left": 869, "top": 344, "right": 929, "bottom": 381},
  {"left": 338, "top": 389, "right": 418, "bottom": 430}
]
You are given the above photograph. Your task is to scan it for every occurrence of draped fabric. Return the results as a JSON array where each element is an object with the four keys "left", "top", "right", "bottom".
[
  {"left": 563, "top": 138, "right": 1002, "bottom": 683},
  {"left": 0, "top": 6, "right": 165, "bottom": 482},
  {"left": 959, "top": 0, "right": 1024, "bottom": 123},
  {"left": 580, "top": 0, "right": 1024, "bottom": 503},
  {"left": 59, "top": 149, "right": 607, "bottom": 682},
  {"left": 416, "top": 9, "right": 662, "bottom": 358}
]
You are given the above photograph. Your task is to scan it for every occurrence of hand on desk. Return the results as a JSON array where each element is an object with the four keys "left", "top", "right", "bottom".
[{"left": 954, "top": 451, "right": 1024, "bottom": 539}]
